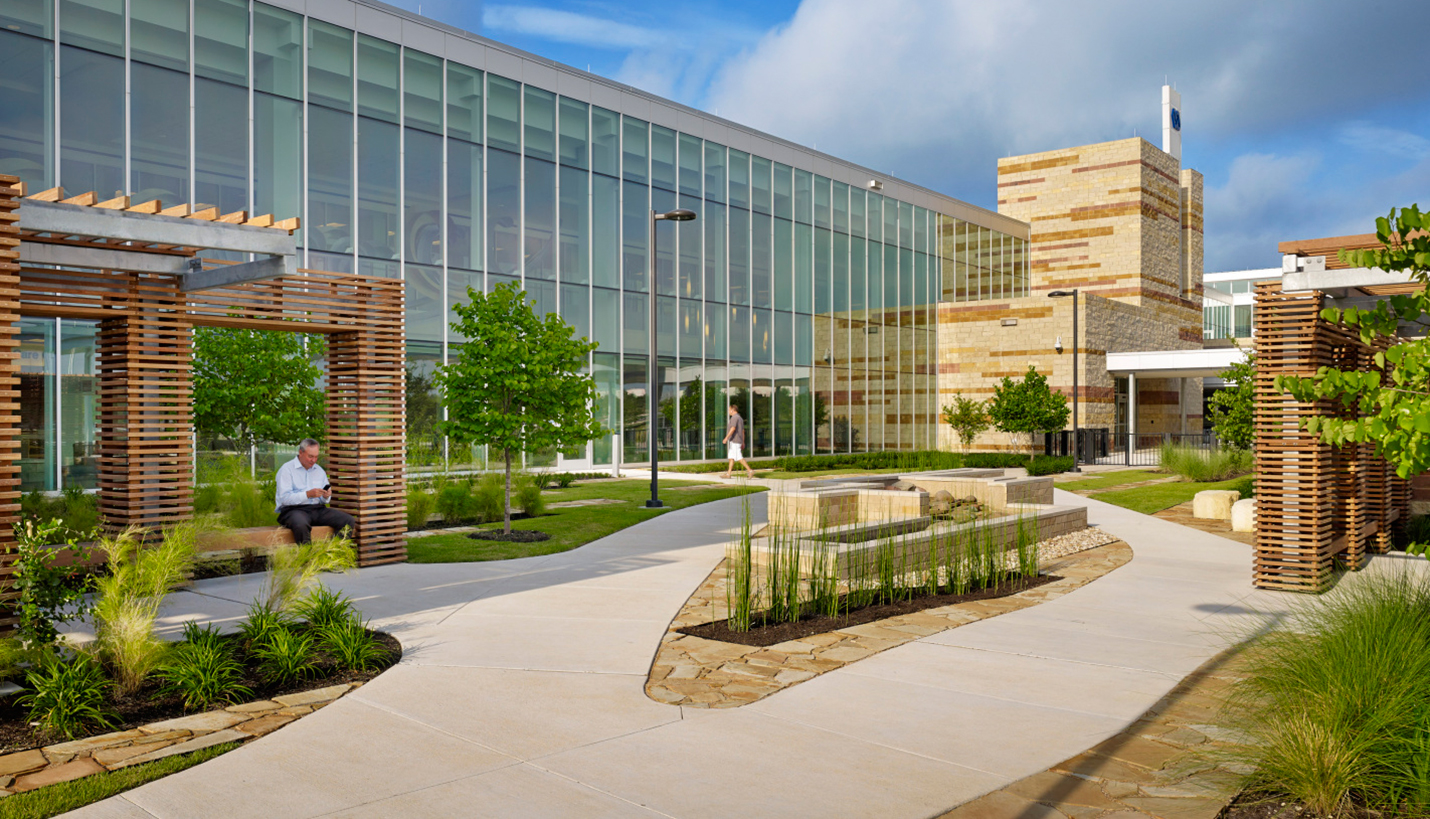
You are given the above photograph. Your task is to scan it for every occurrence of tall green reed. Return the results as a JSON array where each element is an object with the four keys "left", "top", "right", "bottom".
[{"left": 724, "top": 491, "right": 755, "bottom": 632}]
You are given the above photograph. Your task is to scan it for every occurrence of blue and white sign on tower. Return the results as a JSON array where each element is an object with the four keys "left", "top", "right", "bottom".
[{"left": 1162, "top": 85, "right": 1183, "bottom": 161}]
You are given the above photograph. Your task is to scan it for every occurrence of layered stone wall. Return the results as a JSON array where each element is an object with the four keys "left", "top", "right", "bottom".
[{"left": 935, "top": 137, "right": 1204, "bottom": 451}]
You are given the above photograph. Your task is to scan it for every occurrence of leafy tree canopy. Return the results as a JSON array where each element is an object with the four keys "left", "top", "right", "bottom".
[
  {"left": 193, "top": 328, "right": 326, "bottom": 449},
  {"left": 435, "top": 283, "right": 606, "bottom": 531},
  {"left": 988, "top": 366, "right": 1070, "bottom": 459},
  {"left": 1277, "top": 205, "right": 1430, "bottom": 480},
  {"left": 942, "top": 394, "right": 992, "bottom": 452},
  {"left": 1208, "top": 348, "right": 1256, "bottom": 450}
]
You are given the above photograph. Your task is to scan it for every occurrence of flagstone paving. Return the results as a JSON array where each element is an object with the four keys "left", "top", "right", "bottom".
[{"left": 65, "top": 488, "right": 1283, "bottom": 819}]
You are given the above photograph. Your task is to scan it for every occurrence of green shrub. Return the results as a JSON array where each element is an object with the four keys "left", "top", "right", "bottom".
[
  {"left": 10, "top": 517, "right": 95, "bottom": 646},
  {"left": 1225, "top": 569, "right": 1430, "bottom": 814},
  {"left": 470, "top": 473, "right": 505, "bottom": 523},
  {"left": 435, "top": 483, "right": 471, "bottom": 524},
  {"left": 515, "top": 474, "right": 544, "bottom": 517},
  {"left": 253, "top": 627, "right": 316, "bottom": 685},
  {"left": 158, "top": 634, "right": 252, "bottom": 711},
  {"left": 319, "top": 620, "right": 387, "bottom": 672},
  {"left": 405, "top": 484, "right": 434, "bottom": 531},
  {"left": 93, "top": 523, "right": 203, "bottom": 694},
  {"left": 1025, "top": 456, "right": 1075, "bottom": 476},
  {"left": 258, "top": 532, "right": 357, "bottom": 614},
  {"left": 1159, "top": 443, "right": 1254, "bottom": 482},
  {"left": 19, "top": 654, "right": 117, "bottom": 740},
  {"left": 237, "top": 602, "right": 293, "bottom": 648},
  {"left": 554, "top": 472, "right": 577, "bottom": 488},
  {"left": 194, "top": 483, "right": 223, "bottom": 515},
  {"left": 294, "top": 585, "right": 358, "bottom": 629},
  {"left": 1231, "top": 475, "right": 1255, "bottom": 499},
  {"left": 59, "top": 484, "right": 99, "bottom": 538}
]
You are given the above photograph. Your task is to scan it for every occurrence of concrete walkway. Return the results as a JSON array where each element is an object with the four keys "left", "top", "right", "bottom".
[{"left": 68, "top": 490, "right": 1283, "bottom": 819}]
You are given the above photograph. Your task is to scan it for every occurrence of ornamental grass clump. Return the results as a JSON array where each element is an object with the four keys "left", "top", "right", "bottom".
[
  {"left": 406, "top": 483, "right": 435, "bottom": 531},
  {"left": 724, "top": 492, "right": 755, "bottom": 632},
  {"left": 294, "top": 585, "right": 358, "bottom": 630},
  {"left": 254, "top": 627, "right": 317, "bottom": 685},
  {"left": 1159, "top": 443, "right": 1254, "bottom": 482},
  {"left": 319, "top": 620, "right": 387, "bottom": 672},
  {"left": 258, "top": 531, "right": 357, "bottom": 614},
  {"left": 92, "top": 523, "right": 203, "bottom": 695},
  {"left": 1224, "top": 569, "right": 1430, "bottom": 815}
]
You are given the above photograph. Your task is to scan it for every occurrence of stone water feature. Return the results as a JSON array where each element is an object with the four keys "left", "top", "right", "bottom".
[{"left": 759, "top": 468, "right": 1088, "bottom": 578}]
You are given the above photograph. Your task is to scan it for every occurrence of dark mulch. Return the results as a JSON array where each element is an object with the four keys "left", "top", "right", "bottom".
[
  {"left": 467, "top": 529, "right": 550, "bottom": 543},
  {"left": 0, "top": 628, "right": 401, "bottom": 754},
  {"left": 412, "top": 511, "right": 540, "bottom": 532},
  {"left": 1219, "top": 791, "right": 1408, "bottom": 819},
  {"left": 679, "top": 574, "right": 1059, "bottom": 647}
]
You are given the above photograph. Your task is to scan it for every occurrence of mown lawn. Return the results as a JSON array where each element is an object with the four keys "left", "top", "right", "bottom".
[
  {"left": 0, "top": 743, "right": 237, "bottom": 819},
  {"left": 1093, "top": 475, "right": 1254, "bottom": 515},
  {"left": 1057, "top": 469, "right": 1167, "bottom": 492},
  {"left": 405, "top": 479, "right": 764, "bottom": 563}
]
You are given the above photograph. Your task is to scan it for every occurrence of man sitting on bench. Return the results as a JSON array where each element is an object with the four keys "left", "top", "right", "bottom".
[{"left": 276, "top": 438, "right": 356, "bottom": 544}]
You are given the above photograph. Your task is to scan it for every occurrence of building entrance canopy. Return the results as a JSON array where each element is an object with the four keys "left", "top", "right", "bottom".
[{"left": 1105, "top": 348, "right": 1247, "bottom": 379}]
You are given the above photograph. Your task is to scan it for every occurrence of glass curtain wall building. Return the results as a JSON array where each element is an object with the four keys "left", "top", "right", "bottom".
[{"left": 0, "top": 0, "right": 1027, "bottom": 488}]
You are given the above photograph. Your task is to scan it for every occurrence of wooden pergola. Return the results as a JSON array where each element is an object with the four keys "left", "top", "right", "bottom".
[
  {"left": 1252, "top": 280, "right": 1410, "bottom": 591},
  {"left": 0, "top": 174, "right": 406, "bottom": 621}
]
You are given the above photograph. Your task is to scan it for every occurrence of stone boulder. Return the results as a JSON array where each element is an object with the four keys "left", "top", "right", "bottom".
[
  {"left": 929, "top": 490, "right": 955, "bottom": 517},
  {"left": 1231, "top": 498, "right": 1257, "bottom": 532},
  {"left": 1192, "top": 489, "right": 1242, "bottom": 521}
]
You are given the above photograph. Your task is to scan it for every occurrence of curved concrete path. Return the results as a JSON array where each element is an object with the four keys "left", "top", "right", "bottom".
[{"left": 68, "top": 489, "right": 1284, "bottom": 819}]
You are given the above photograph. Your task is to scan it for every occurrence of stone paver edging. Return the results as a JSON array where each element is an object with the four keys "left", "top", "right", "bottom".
[
  {"left": 937, "top": 647, "right": 1252, "bottom": 819},
  {"left": 648, "top": 534, "right": 1131, "bottom": 708},
  {"left": 0, "top": 682, "right": 359, "bottom": 796}
]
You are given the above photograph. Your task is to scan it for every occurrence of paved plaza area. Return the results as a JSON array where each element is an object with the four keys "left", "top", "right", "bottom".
[{"left": 66, "top": 489, "right": 1287, "bottom": 819}]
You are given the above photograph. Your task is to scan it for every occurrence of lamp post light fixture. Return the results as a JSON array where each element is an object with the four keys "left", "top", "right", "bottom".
[
  {"left": 1047, "top": 289, "right": 1082, "bottom": 473},
  {"left": 646, "top": 208, "right": 698, "bottom": 509}
]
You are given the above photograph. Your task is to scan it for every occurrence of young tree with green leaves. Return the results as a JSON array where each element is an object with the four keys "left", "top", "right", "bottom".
[
  {"left": 941, "top": 394, "right": 992, "bottom": 452},
  {"left": 1277, "top": 205, "right": 1430, "bottom": 483},
  {"left": 193, "top": 328, "right": 327, "bottom": 449},
  {"left": 1208, "top": 348, "right": 1256, "bottom": 450},
  {"left": 988, "top": 366, "right": 1070, "bottom": 461},
  {"left": 435, "top": 282, "right": 606, "bottom": 533}
]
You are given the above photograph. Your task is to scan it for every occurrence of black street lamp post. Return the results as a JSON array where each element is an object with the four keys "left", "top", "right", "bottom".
[
  {"left": 647, "top": 208, "right": 698, "bottom": 508},
  {"left": 1047, "top": 289, "right": 1082, "bottom": 473}
]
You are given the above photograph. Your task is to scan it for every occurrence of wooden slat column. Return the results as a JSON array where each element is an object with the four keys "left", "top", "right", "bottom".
[
  {"left": 1253, "top": 282, "right": 1337, "bottom": 591},
  {"left": 0, "top": 177, "right": 24, "bottom": 627},
  {"left": 97, "top": 276, "right": 193, "bottom": 529},
  {"left": 327, "top": 327, "right": 406, "bottom": 565}
]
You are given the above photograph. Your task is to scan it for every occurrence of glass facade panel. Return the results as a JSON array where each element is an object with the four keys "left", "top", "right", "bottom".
[
  {"left": 357, "top": 116, "right": 399, "bottom": 262},
  {"left": 559, "top": 165, "right": 589, "bottom": 285},
  {"left": 650, "top": 125, "right": 675, "bottom": 191},
  {"left": 525, "top": 157, "right": 557, "bottom": 280},
  {"left": 446, "top": 63, "right": 483, "bottom": 143},
  {"left": 487, "top": 149, "right": 520, "bottom": 276},
  {"left": 19, "top": 319, "right": 55, "bottom": 492},
  {"left": 487, "top": 75, "right": 520, "bottom": 153},
  {"left": 195, "top": 77, "right": 247, "bottom": 214},
  {"left": 404, "top": 50, "right": 442, "bottom": 133},
  {"left": 591, "top": 106, "right": 619, "bottom": 176},
  {"left": 195, "top": 0, "right": 247, "bottom": 84},
  {"left": 131, "top": 62, "right": 189, "bottom": 204},
  {"left": 0, "top": 29, "right": 54, "bottom": 191},
  {"left": 30, "top": 4, "right": 991, "bottom": 472},
  {"left": 558, "top": 98, "right": 588, "bottom": 169},
  {"left": 405, "top": 128, "right": 442, "bottom": 265},
  {"left": 60, "top": 320, "right": 98, "bottom": 489},
  {"left": 524, "top": 86, "right": 555, "bottom": 162}
]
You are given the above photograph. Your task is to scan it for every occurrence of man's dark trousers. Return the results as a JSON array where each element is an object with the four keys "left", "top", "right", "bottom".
[{"left": 277, "top": 505, "right": 357, "bottom": 543}]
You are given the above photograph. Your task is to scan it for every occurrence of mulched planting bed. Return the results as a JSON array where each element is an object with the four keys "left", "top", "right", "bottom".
[
  {"left": 1219, "top": 792, "right": 1408, "bottom": 819},
  {"left": 467, "top": 529, "right": 550, "bottom": 543},
  {"left": 0, "top": 628, "right": 400, "bottom": 754},
  {"left": 679, "top": 574, "right": 1059, "bottom": 647}
]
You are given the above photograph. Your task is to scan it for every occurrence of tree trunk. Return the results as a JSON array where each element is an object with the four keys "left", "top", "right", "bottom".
[{"left": 503, "top": 448, "right": 513, "bottom": 534}]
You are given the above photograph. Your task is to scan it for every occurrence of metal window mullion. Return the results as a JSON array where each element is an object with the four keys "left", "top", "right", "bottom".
[
  {"left": 123, "top": 0, "right": 131, "bottom": 195},
  {"left": 51, "top": 0, "right": 60, "bottom": 189},
  {"left": 53, "top": 317, "right": 61, "bottom": 490},
  {"left": 350, "top": 31, "right": 357, "bottom": 273},
  {"left": 398, "top": 46, "right": 405, "bottom": 281},
  {"left": 300, "top": 14, "right": 309, "bottom": 268},
  {"left": 188, "top": 0, "right": 195, "bottom": 206},
  {"left": 440, "top": 58, "right": 449, "bottom": 472},
  {"left": 246, "top": 0, "right": 255, "bottom": 223}
]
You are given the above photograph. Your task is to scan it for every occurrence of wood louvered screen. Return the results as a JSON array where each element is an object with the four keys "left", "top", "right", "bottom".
[
  {"left": 0, "top": 178, "right": 23, "bottom": 626},
  {"left": 328, "top": 328, "right": 406, "bottom": 565},
  {"left": 97, "top": 307, "right": 194, "bottom": 530},
  {"left": 1253, "top": 281, "right": 1408, "bottom": 591}
]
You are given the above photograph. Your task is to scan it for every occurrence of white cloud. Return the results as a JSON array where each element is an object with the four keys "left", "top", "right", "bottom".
[
  {"left": 701, "top": 0, "right": 1429, "bottom": 270},
  {"left": 482, "top": 5, "right": 661, "bottom": 49},
  {"left": 1339, "top": 122, "right": 1430, "bottom": 160}
]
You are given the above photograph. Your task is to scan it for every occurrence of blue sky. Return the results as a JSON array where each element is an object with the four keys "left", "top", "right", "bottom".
[{"left": 395, "top": 0, "right": 1429, "bottom": 272}]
